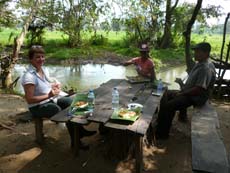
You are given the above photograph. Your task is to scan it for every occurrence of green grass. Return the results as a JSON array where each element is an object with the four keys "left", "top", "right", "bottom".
[
  {"left": 191, "top": 33, "right": 230, "bottom": 55},
  {"left": 0, "top": 28, "right": 20, "bottom": 45},
  {"left": 1, "top": 28, "right": 228, "bottom": 64}
]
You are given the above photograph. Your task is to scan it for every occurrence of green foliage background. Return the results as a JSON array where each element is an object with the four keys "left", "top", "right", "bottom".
[{"left": 0, "top": 28, "right": 229, "bottom": 70}]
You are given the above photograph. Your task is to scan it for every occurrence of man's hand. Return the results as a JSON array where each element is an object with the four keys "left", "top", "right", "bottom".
[
  {"left": 175, "top": 78, "right": 183, "bottom": 85},
  {"left": 175, "top": 78, "right": 184, "bottom": 89},
  {"left": 170, "top": 91, "right": 181, "bottom": 97}
]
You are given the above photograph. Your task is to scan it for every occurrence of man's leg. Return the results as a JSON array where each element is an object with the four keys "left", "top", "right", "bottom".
[
  {"left": 65, "top": 122, "right": 95, "bottom": 150},
  {"left": 155, "top": 94, "right": 193, "bottom": 139},
  {"left": 178, "top": 109, "right": 188, "bottom": 122}
]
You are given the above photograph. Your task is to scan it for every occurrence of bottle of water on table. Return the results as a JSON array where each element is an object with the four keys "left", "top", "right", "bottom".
[
  {"left": 88, "top": 89, "right": 95, "bottom": 112},
  {"left": 112, "top": 87, "right": 119, "bottom": 110},
  {"left": 157, "top": 79, "right": 163, "bottom": 95}
]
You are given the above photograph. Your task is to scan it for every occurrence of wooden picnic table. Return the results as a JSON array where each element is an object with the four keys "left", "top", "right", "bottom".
[{"left": 51, "top": 78, "right": 164, "bottom": 173}]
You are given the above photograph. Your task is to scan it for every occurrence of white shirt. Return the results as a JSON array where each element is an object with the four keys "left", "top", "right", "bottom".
[{"left": 21, "top": 65, "right": 67, "bottom": 108}]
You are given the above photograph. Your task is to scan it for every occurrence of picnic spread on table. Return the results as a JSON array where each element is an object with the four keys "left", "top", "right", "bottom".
[{"left": 51, "top": 78, "right": 167, "bottom": 173}]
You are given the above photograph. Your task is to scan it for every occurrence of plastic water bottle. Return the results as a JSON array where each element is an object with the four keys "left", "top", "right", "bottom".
[
  {"left": 157, "top": 79, "right": 163, "bottom": 95},
  {"left": 87, "top": 89, "right": 95, "bottom": 112},
  {"left": 112, "top": 87, "right": 119, "bottom": 109}
]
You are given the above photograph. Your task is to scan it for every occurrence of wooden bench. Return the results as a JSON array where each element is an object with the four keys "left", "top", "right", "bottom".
[
  {"left": 33, "top": 94, "right": 75, "bottom": 145},
  {"left": 17, "top": 111, "right": 44, "bottom": 144},
  {"left": 191, "top": 101, "right": 229, "bottom": 173},
  {"left": 33, "top": 111, "right": 73, "bottom": 145},
  {"left": 34, "top": 117, "right": 45, "bottom": 144}
]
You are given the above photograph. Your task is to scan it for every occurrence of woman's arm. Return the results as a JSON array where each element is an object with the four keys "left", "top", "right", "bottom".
[{"left": 23, "top": 84, "right": 59, "bottom": 104}]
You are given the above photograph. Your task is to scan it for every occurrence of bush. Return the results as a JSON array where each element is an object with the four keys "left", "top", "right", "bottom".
[{"left": 89, "top": 35, "right": 108, "bottom": 46}]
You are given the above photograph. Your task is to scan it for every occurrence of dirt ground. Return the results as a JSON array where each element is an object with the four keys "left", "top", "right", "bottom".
[{"left": 0, "top": 93, "right": 229, "bottom": 173}]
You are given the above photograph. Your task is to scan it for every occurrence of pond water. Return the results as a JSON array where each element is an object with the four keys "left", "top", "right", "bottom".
[{"left": 12, "top": 63, "right": 194, "bottom": 94}]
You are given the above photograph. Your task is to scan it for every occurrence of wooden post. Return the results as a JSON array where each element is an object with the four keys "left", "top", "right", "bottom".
[
  {"left": 34, "top": 118, "right": 44, "bottom": 144},
  {"left": 73, "top": 124, "right": 80, "bottom": 156},
  {"left": 217, "top": 42, "right": 230, "bottom": 98},
  {"left": 135, "top": 135, "right": 143, "bottom": 173}
]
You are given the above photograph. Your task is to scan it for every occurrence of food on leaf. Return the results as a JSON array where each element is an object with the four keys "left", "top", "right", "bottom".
[
  {"left": 118, "top": 109, "right": 136, "bottom": 118},
  {"left": 75, "top": 101, "right": 88, "bottom": 108}
]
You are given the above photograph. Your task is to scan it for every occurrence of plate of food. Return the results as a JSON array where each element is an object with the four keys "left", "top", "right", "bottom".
[
  {"left": 110, "top": 108, "right": 140, "bottom": 122},
  {"left": 69, "top": 94, "right": 89, "bottom": 116},
  {"left": 127, "top": 103, "right": 143, "bottom": 110},
  {"left": 75, "top": 101, "right": 88, "bottom": 109}
]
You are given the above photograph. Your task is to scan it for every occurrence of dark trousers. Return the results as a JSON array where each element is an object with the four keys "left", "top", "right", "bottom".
[
  {"left": 29, "top": 96, "right": 75, "bottom": 143},
  {"left": 65, "top": 122, "right": 90, "bottom": 139},
  {"left": 29, "top": 97, "right": 72, "bottom": 118},
  {"left": 156, "top": 90, "right": 193, "bottom": 137}
]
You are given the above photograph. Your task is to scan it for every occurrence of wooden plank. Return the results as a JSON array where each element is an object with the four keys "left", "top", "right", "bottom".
[
  {"left": 105, "top": 83, "right": 163, "bottom": 135},
  {"left": 126, "top": 89, "right": 163, "bottom": 136},
  {"left": 127, "top": 89, "right": 163, "bottom": 135},
  {"left": 105, "top": 121, "right": 132, "bottom": 130},
  {"left": 50, "top": 94, "right": 76, "bottom": 123},
  {"left": 192, "top": 102, "right": 229, "bottom": 173},
  {"left": 88, "top": 79, "right": 142, "bottom": 124},
  {"left": 70, "top": 116, "right": 89, "bottom": 125},
  {"left": 50, "top": 79, "right": 123, "bottom": 124},
  {"left": 51, "top": 106, "right": 90, "bottom": 125},
  {"left": 105, "top": 129, "right": 134, "bottom": 159},
  {"left": 70, "top": 80, "right": 124, "bottom": 124},
  {"left": 115, "top": 80, "right": 143, "bottom": 107},
  {"left": 99, "top": 79, "right": 124, "bottom": 88},
  {"left": 88, "top": 79, "right": 123, "bottom": 123},
  {"left": 50, "top": 107, "right": 72, "bottom": 123},
  {"left": 104, "top": 82, "right": 146, "bottom": 130}
]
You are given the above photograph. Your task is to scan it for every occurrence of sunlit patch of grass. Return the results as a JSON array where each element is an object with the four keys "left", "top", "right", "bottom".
[{"left": 0, "top": 28, "right": 20, "bottom": 45}]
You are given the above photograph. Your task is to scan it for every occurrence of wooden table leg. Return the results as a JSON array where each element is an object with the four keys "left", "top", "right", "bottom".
[
  {"left": 73, "top": 124, "right": 80, "bottom": 156},
  {"left": 135, "top": 135, "right": 143, "bottom": 173}
]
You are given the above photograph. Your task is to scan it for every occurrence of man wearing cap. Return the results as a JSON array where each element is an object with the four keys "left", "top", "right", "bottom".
[
  {"left": 155, "top": 42, "right": 216, "bottom": 139},
  {"left": 122, "top": 43, "right": 156, "bottom": 81}
]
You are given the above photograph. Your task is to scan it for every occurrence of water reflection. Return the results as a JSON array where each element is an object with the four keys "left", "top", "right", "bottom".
[
  {"left": 15, "top": 63, "right": 219, "bottom": 94},
  {"left": 158, "top": 66, "right": 187, "bottom": 89},
  {"left": 13, "top": 64, "right": 138, "bottom": 93}
]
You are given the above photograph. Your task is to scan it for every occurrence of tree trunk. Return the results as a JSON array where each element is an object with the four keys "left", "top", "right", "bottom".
[
  {"left": 217, "top": 13, "right": 230, "bottom": 98},
  {"left": 160, "top": 0, "right": 172, "bottom": 48},
  {"left": 183, "top": 0, "right": 202, "bottom": 73},
  {"left": 218, "top": 13, "right": 230, "bottom": 77},
  {"left": 2, "top": 0, "right": 40, "bottom": 89},
  {"left": 160, "top": 0, "right": 179, "bottom": 49}
]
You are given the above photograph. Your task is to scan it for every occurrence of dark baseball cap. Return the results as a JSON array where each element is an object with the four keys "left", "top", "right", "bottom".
[{"left": 191, "top": 42, "right": 211, "bottom": 52}]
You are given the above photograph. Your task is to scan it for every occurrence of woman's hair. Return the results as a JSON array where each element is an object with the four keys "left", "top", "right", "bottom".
[{"left": 28, "top": 45, "right": 45, "bottom": 59}]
